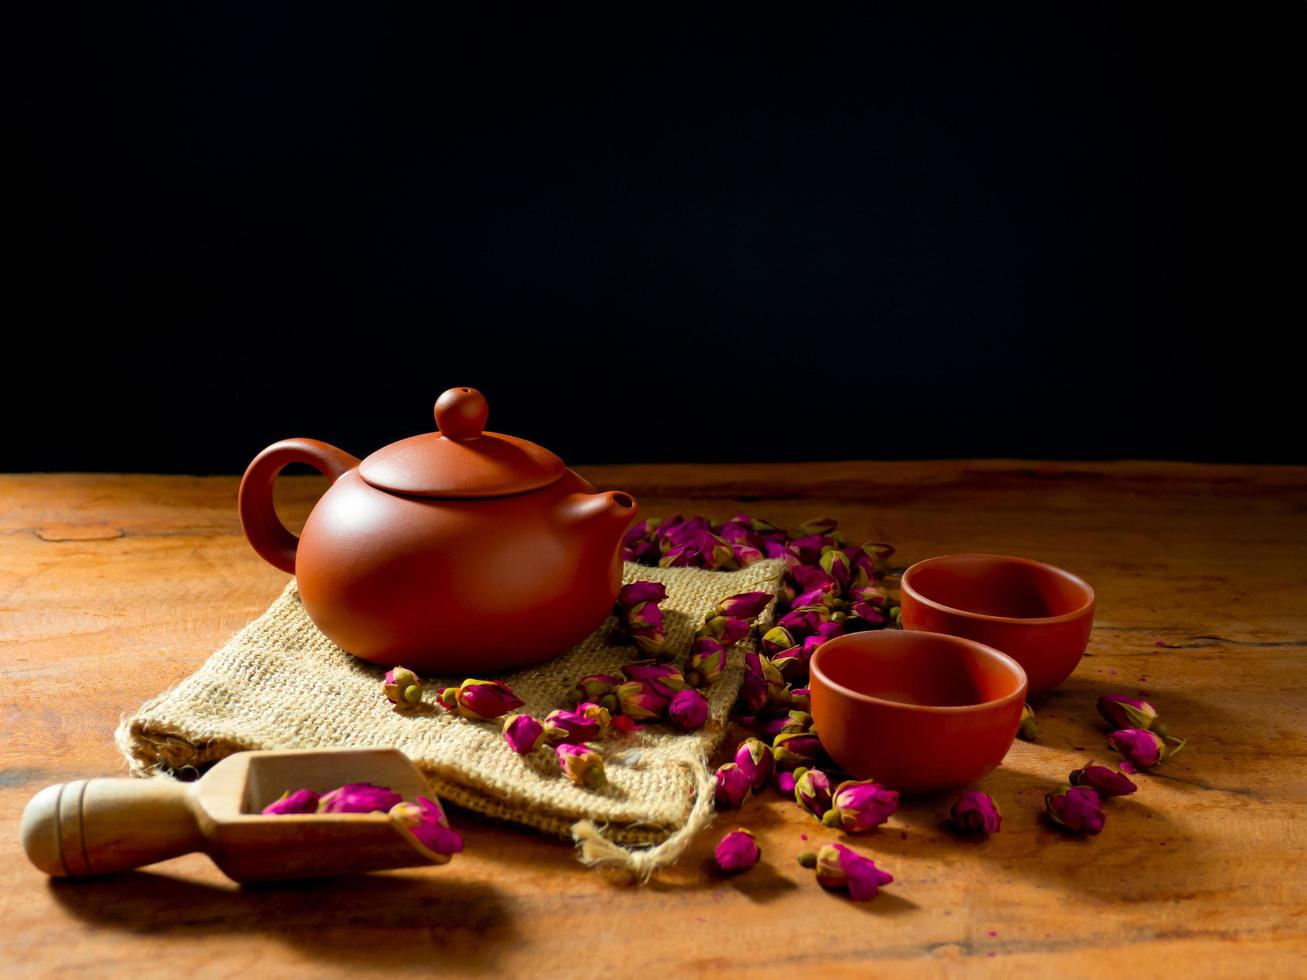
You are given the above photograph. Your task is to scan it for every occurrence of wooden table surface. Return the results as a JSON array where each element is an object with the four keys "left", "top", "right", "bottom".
[{"left": 2, "top": 462, "right": 1305, "bottom": 978}]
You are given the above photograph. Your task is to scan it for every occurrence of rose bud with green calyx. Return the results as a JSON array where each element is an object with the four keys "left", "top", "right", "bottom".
[
  {"left": 569, "top": 673, "right": 621, "bottom": 711},
  {"left": 262, "top": 788, "right": 320, "bottom": 815},
  {"left": 1017, "top": 702, "right": 1040, "bottom": 742},
  {"left": 388, "top": 796, "right": 463, "bottom": 863},
  {"left": 383, "top": 667, "right": 423, "bottom": 709},
  {"left": 950, "top": 791, "right": 1001, "bottom": 837},
  {"left": 685, "top": 636, "right": 728, "bottom": 688},
  {"left": 668, "top": 688, "right": 710, "bottom": 731},
  {"left": 714, "top": 829, "right": 760, "bottom": 873},
  {"left": 455, "top": 679, "right": 525, "bottom": 721},
  {"left": 503, "top": 713, "right": 547, "bottom": 754},
  {"left": 1109, "top": 728, "right": 1185, "bottom": 769},
  {"left": 1045, "top": 785, "right": 1106, "bottom": 835},
  {"left": 761, "top": 626, "right": 796, "bottom": 656},
  {"left": 617, "top": 580, "right": 667, "bottom": 610},
  {"left": 543, "top": 704, "right": 608, "bottom": 743},
  {"left": 773, "top": 731, "right": 822, "bottom": 770},
  {"left": 620, "top": 662, "right": 689, "bottom": 699},
  {"left": 815, "top": 843, "right": 893, "bottom": 901},
  {"left": 794, "top": 767, "right": 835, "bottom": 819},
  {"left": 556, "top": 742, "right": 608, "bottom": 789},
  {"left": 1097, "top": 694, "right": 1160, "bottom": 732},
  {"left": 714, "top": 763, "right": 752, "bottom": 810},
  {"left": 615, "top": 680, "right": 670, "bottom": 721},
  {"left": 734, "top": 737, "right": 774, "bottom": 791},
  {"left": 824, "top": 779, "right": 899, "bottom": 832},
  {"left": 1069, "top": 764, "right": 1138, "bottom": 798},
  {"left": 714, "top": 591, "right": 773, "bottom": 620},
  {"left": 318, "top": 782, "right": 404, "bottom": 814},
  {"left": 701, "top": 615, "right": 750, "bottom": 648}
]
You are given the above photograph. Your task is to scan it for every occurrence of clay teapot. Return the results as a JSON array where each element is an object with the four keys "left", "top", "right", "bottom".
[{"left": 238, "top": 387, "right": 638, "bottom": 673}]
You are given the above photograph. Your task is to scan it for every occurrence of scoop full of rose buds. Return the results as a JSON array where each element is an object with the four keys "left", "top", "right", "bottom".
[
  {"left": 388, "top": 796, "right": 464, "bottom": 863},
  {"left": 685, "top": 636, "right": 728, "bottom": 688},
  {"left": 556, "top": 742, "right": 607, "bottom": 789},
  {"left": 1045, "top": 785, "right": 1106, "bottom": 835},
  {"left": 318, "top": 782, "right": 404, "bottom": 814},
  {"left": 734, "top": 737, "right": 774, "bottom": 792},
  {"left": 823, "top": 779, "right": 899, "bottom": 833},
  {"left": 383, "top": 667, "right": 423, "bottom": 709},
  {"left": 503, "top": 713, "right": 547, "bottom": 754},
  {"left": 1017, "top": 703, "right": 1040, "bottom": 741},
  {"left": 794, "top": 767, "right": 835, "bottom": 820},
  {"left": 1069, "top": 764, "right": 1138, "bottom": 798},
  {"left": 814, "top": 843, "right": 893, "bottom": 901},
  {"left": 714, "top": 829, "right": 760, "bottom": 874},
  {"left": 261, "top": 788, "right": 320, "bottom": 815},
  {"left": 1097, "top": 694, "right": 1159, "bottom": 731},
  {"left": 714, "top": 763, "right": 753, "bottom": 810},
  {"left": 1109, "top": 728, "right": 1185, "bottom": 769},
  {"left": 668, "top": 688, "right": 710, "bottom": 731},
  {"left": 950, "top": 791, "right": 1001, "bottom": 837},
  {"left": 440, "top": 679, "right": 524, "bottom": 721}
]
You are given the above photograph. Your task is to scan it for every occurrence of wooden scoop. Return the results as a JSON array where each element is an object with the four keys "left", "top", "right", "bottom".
[{"left": 21, "top": 748, "right": 446, "bottom": 883}]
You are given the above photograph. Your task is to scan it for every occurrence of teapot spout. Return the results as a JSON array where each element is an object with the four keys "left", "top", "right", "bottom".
[{"left": 557, "top": 489, "right": 639, "bottom": 547}]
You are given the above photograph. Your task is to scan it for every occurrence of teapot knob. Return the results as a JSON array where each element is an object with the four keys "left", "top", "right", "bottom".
[{"left": 434, "top": 387, "right": 489, "bottom": 441}]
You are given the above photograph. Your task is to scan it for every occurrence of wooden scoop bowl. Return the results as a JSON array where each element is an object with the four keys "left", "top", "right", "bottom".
[{"left": 21, "top": 748, "right": 445, "bottom": 883}]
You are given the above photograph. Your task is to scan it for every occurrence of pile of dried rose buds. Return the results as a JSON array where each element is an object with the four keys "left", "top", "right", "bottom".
[{"left": 262, "top": 782, "right": 463, "bottom": 862}]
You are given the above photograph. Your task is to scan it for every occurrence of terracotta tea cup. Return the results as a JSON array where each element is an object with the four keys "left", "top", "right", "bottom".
[
  {"left": 899, "top": 554, "right": 1095, "bottom": 696},
  {"left": 809, "top": 630, "right": 1027, "bottom": 793}
]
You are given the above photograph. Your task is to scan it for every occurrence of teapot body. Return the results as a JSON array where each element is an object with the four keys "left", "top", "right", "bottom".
[{"left": 295, "top": 468, "right": 629, "bottom": 673}]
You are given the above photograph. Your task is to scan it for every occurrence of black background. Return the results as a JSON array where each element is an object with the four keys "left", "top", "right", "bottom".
[{"left": 10, "top": 5, "right": 1306, "bottom": 473}]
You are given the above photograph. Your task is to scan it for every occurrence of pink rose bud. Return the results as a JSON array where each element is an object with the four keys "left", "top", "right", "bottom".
[
  {"left": 772, "top": 647, "right": 813, "bottom": 686},
  {"left": 569, "top": 673, "right": 621, "bottom": 712},
  {"left": 556, "top": 742, "right": 608, "bottom": 789},
  {"left": 1045, "top": 785, "right": 1106, "bottom": 835},
  {"left": 1109, "top": 728, "right": 1185, "bottom": 769},
  {"left": 773, "top": 731, "right": 822, "bottom": 771},
  {"left": 731, "top": 542, "right": 764, "bottom": 565},
  {"left": 261, "top": 788, "right": 320, "bottom": 815},
  {"left": 624, "top": 598, "right": 663, "bottom": 631},
  {"left": 318, "top": 782, "right": 404, "bottom": 814},
  {"left": 615, "top": 680, "right": 670, "bottom": 721},
  {"left": 778, "top": 605, "right": 830, "bottom": 635},
  {"left": 788, "top": 687, "right": 811, "bottom": 711},
  {"left": 744, "top": 651, "right": 789, "bottom": 705},
  {"left": 455, "top": 679, "right": 525, "bottom": 721},
  {"left": 621, "top": 662, "right": 689, "bottom": 699},
  {"left": 819, "top": 549, "right": 852, "bottom": 591},
  {"left": 436, "top": 686, "right": 458, "bottom": 712},
  {"left": 794, "top": 767, "right": 835, "bottom": 819},
  {"left": 685, "top": 636, "right": 728, "bottom": 688},
  {"left": 1069, "top": 764, "right": 1138, "bottom": 798},
  {"left": 702, "top": 615, "right": 751, "bottom": 648},
  {"left": 775, "top": 710, "right": 814, "bottom": 737},
  {"left": 668, "top": 688, "right": 710, "bottom": 731},
  {"left": 760, "top": 626, "right": 796, "bottom": 656},
  {"left": 734, "top": 737, "right": 774, "bottom": 791},
  {"left": 714, "top": 591, "right": 773, "bottom": 620},
  {"left": 814, "top": 843, "right": 893, "bottom": 901},
  {"left": 714, "top": 829, "right": 761, "bottom": 873},
  {"left": 950, "top": 791, "right": 1002, "bottom": 837},
  {"left": 774, "top": 769, "right": 797, "bottom": 795},
  {"left": 618, "top": 580, "right": 668, "bottom": 610},
  {"left": 1097, "top": 694, "right": 1159, "bottom": 731},
  {"left": 850, "top": 601, "right": 887, "bottom": 627},
  {"left": 824, "top": 779, "right": 900, "bottom": 832},
  {"left": 1017, "top": 702, "right": 1040, "bottom": 741},
  {"left": 627, "top": 613, "right": 668, "bottom": 659},
  {"left": 503, "top": 713, "right": 547, "bottom": 754},
  {"left": 714, "top": 763, "right": 753, "bottom": 810},
  {"left": 383, "top": 666, "right": 423, "bottom": 709},
  {"left": 543, "top": 704, "right": 609, "bottom": 743},
  {"left": 388, "top": 796, "right": 464, "bottom": 862}
]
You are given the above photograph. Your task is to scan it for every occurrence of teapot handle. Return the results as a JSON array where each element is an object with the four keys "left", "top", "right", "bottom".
[{"left": 238, "top": 438, "right": 360, "bottom": 574}]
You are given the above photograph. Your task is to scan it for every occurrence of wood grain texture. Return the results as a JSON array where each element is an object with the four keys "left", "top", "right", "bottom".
[{"left": 2, "top": 462, "right": 1305, "bottom": 978}]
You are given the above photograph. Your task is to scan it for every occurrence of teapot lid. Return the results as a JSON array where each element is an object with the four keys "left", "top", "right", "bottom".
[{"left": 358, "top": 387, "right": 565, "bottom": 498}]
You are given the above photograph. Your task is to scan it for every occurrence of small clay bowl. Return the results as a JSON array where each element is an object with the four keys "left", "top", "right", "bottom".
[
  {"left": 899, "top": 554, "right": 1095, "bottom": 696},
  {"left": 809, "top": 631, "right": 1027, "bottom": 793}
]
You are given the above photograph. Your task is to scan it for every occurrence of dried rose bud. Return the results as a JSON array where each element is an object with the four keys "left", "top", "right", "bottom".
[
  {"left": 621, "top": 662, "right": 689, "bottom": 699},
  {"left": 1069, "top": 764, "right": 1138, "bottom": 798},
  {"left": 569, "top": 673, "right": 621, "bottom": 712},
  {"left": 436, "top": 686, "right": 458, "bottom": 712},
  {"left": 1014, "top": 703, "right": 1040, "bottom": 742},
  {"left": 383, "top": 666, "right": 423, "bottom": 709},
  {"left": 797, "top": 517, "right": 840, "bottom": 538},
  {"left": 714, "top": 763, "right": 753, "bottom": 810},
  {"left": 850, "top": 601, "right": 888, "bottom": 627},
  {"left": 388, "top": 796, "right": 463, "bottom": 862},
  {"left": 1108, "top": 728, "right": 1184, "bottom": 769},
  {"left": 556, "top": 742, "right": 607, "bottom": 789},
  {"left": 814, "top": 843, "right": 893, "bottom": 901},
  {"left": 686, "top": 636, "right": 728, "bottom": 688},
  {"left": 794, "top": 767, "right": 835, "bottom": 819},
  {"left": 668, "top": 688, "right": 710, "bottom": 731},
  {"left": 789, "top": 687, "right": 811, "bottom": 711},
  {"left": 760, "top": 625, "right": 796, "bottom": 656},
  {"left": 318, "top": 782, "right": 404, "bottom": 814},
  {"left": 734, "top": 737, "right": 774, "bottom": 791},
  {"left": 617, "top": 580, "right": 668, "bottom": 610},
  {"left": 774, "top": 769, "right": 797, "bottom": 795},
  {"left": 714, "top": 591, "right": 774, "bottom": 620},
  {"left": 773, "top": 731, "right": 822, "bottom": 770},
  {"left": 543, "top": 704, "right": 609, "bottom": 744},
  {"left": 775, "top": 710, "right": 813, "bottom": 737},
  {"left": 615, "top": 680, "right": 670, "bottom": 721},
  {"left": 1097, "top": 694, "right": 1159, "bottom": 731},
  {"left": 1045, "top": 785, "right": 1106, "bottom": 835},
  {"left": 778, "top": 605, "right": 831, "bottom": 635},
  {"left": 701, "top": 615, "right": 751, "bottom": 648},
  {"left": 772, "top": 647, "right": 813, "bottom": 686},
  {"left": 819, "top": 549, "right": 852, "bottom": 592},
  {"left": 261, "top": 788, "right": 320, "bottom": 815},
  {"left": 454, "top": 679, "right": 525, "bottom": 721},
  {"left": 627, "top": 616, "right": 668, "bottom": 659},
  {"left": 714, "top": 829, "right": 760, "bottom": 873},
  {"left": 503, "top": 713, "right": 547, "bottom": 754},
  {"left": 950, "top": 791, "right": 1001, "bottom": 837},
  {"left": 824, "top": 779, "right": 900, "bottom": 832},
  {"left": 745, "top": 650, "right": 789, "bottom": 702}
]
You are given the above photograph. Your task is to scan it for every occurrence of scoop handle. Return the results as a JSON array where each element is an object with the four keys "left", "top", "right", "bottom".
[
  {"left": 238, "top": 438, "right": 360, "bottom": 574},
  {"left": 22, "top": 778, "right": 206, "bottom": 877}
]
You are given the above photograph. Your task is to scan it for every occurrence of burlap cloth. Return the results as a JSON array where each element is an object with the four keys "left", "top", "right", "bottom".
[{"left": 116, "top": 559, "right": 786, "bottom": 877}]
